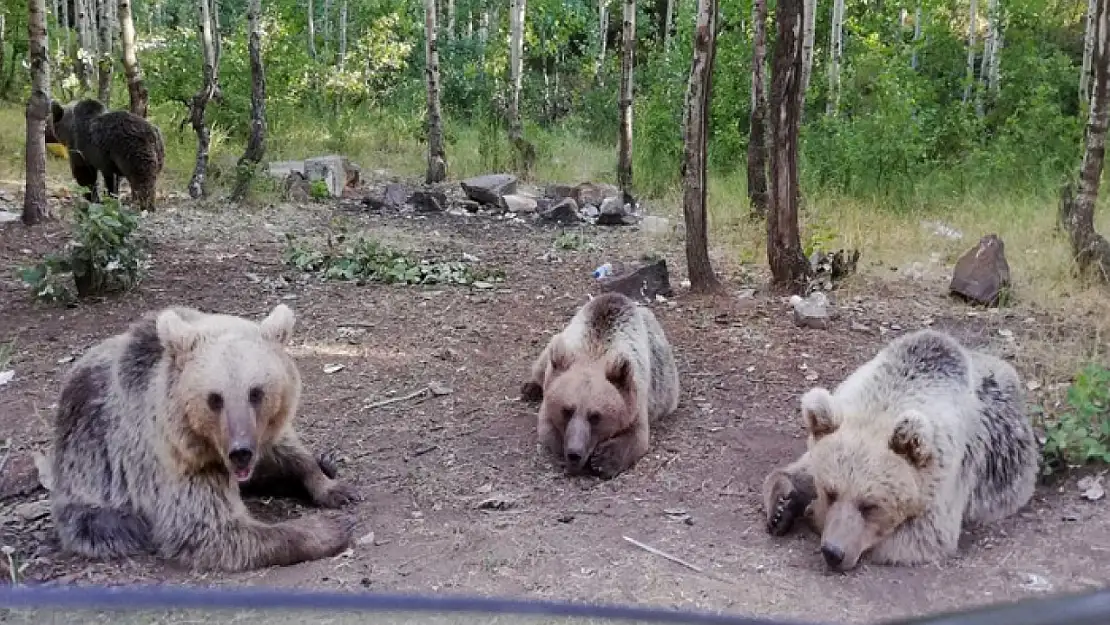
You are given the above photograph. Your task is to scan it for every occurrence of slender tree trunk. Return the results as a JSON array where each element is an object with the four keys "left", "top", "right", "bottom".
[
  {"left": 664, "top": 0, "right": 674, "bottom": 51},
  {"left": 446, "top": 0, "right": 455, "bottom": 41},
  {"left": 337, "top": 0, "right": 347, "bottom": 69},
  {"left": 424, "top": 0, "right": 448, "bottom": 183},
  {"left": 25, "top": 0, "right": 52, "bottom": 226},
  {"left": 1060, "top": 0, "right": 1110, "bottom": 282},
  {"left": 617, "top": 0, "right": 635, "bottom": 204},
  {"left": 911, "top": 2, "right": 922, "bottom": 70},
  {"left": 980, "top": 0, "right": 1001, "bottom": 99},
  {"left": 61, "top": 0, "right": 71, "bottom": 52},
  {"left": 1083, "top": 0, "right": 1098, "bottom": 111},
  {"left": 308, "top": 0, "right": 317, "bottom": 59},
  {"left": 747, "top": 0, "right": 769, "bottom": 216},
  {"left": 507, "top": 0, "right": 534, "bottom": 176},
  {"left": 322, "top": 0, "right": 332, "bottom": 52},
  {"left": 595, "top": 0, "right": 610, "bottom": 81},
  {"left": 800, "top": 0, "right": 816, "bottom": 101},
  {"left": 826, "top": 0, "right": 844, "bottom": 115},
  {"left": 187, "top": 0, "right": 219, "bottom": 198},
  {"left": 118, "top": 0, "right": 147, "bottom": 117},
  {"left": 231, "top": 0, "right": 266, "bottom": 202},
  {"left": 75, "top": 0, "right": 92, "bottom": 92},
  {"left": 963, "top": 0, "right": 978, "bottom": 104},
  {"left": 681, "top": 0, "right": 722, "bottom": 293},
  {"left": 768, "top": 0, "right": 812, "bottom": 292}
]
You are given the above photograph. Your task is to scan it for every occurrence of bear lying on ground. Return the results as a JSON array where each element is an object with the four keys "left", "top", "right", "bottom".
[
  {"left": 49, "top": 303, "right": 358, "bottom": 572},
  {"left": 48, "top": 98, "right": 165, "bottom": 211},
  {"left": 521, "top": 292, "right": 681, "bottom": 479},
  {"left": 762, "top": 329, "right": 1039, "bottom": 572}
]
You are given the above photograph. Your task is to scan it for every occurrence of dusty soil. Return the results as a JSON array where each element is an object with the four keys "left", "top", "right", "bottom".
[{"left": 1, "top": 180, "right": 1109, "bottom": 625}]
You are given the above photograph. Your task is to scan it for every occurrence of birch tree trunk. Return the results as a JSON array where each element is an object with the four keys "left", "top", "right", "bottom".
[
  {"left": 682, "top": 0, "right": 722, "bottom": 293},
  {"left": 308, "top": 0, "right": 317, "bottom": 59},
  {"left": 800, "top": 0, "right": 816, "bottom": 102},
  {"left": 664, "top": 0, "right": 674, "bottom": 51},
  {"left": 95, "top": 0, "right": 111, "bottom": 104},
  {"left": 911, "top": 2, "right": 922, "bottom": 70},
  {"left": 963, "top": 0, "right": 978, "bottom": 104},
  {"left": 425, "top": 0, "right": 448, "bottom": 183},
  {"left": 747, "top": 0, "right": 769, "bottom": 216},
  {"left": 507, "top": 0, "right": 535, "bottom": 176},
  {"left": 187, "top": 0, "right": 220, "bottom": 199},
  {"left": 117, "top": 0, "right": 148, "bottom": 116},
  {"left": 768, "top": 0, "right": 812, "bottom": 292},
  {"left": 337, "top": 0, "right": 347, "bottom": 69},
  {"left": 826, "top": 0, "right": 844, "bottom": 115},
  {"left": 1083, "top": 0, "right": 1098, "bottom": 110},
  {"left": 25, "top": 0, "right": 52, "bottom": 225},
  {"left": 595, "top": 0, "right": 610, "bottom": 82},
  {"left": 62, "top": 0, "right": 71, "bottom": 53},
  {"left": 447, "top": 0, "right": 455, "bottom": 41},
  {"left": 986, "top": 0, "right": 1001, "bottom": 97},
  {"left": 322, "top": 0, "right": 332, "bottom": 52},
  {"left": 617, "top": 0, "right": 635, "bottom": 204},
  {"left": 231, "top": 0, "right": 267, "bottom": 202},
  {"left": 75, "top": 0, "right": 92, "bottom": 92},
  {"left": 1060, "top": 0, "right": 1110, "bottom": 282}
]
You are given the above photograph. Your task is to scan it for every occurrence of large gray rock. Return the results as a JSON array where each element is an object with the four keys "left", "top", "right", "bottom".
[
  {"left": 949, "top": 234, "right": 1011, "bottom": 306},
  {"left": 461, "top": 174, "right": 518, "bottom": 206},
  {"left": 574, "top": 182, "right": 620, "bottom": 208},
  {"left": 540, "top": 197, "right": 581, "bottom": 224},
  {"left": 599, "top": 259, "right": 673, "bottom": 302},
  {"left": 501, "top": 194, "right": 538, "bottom": 213},
  {"left": 304, "top": 155, "right": 361, "bottom": 198}
]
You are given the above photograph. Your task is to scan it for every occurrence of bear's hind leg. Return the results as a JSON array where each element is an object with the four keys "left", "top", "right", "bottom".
[
  {"left": 762, "top": 454, "right": 818, "bottom": 536},
  {"left": 53, "top": 501, "right": 153, "bottom": 560},
  {"left": 243, "top": 432, "right": 357, "bottom": 509}
]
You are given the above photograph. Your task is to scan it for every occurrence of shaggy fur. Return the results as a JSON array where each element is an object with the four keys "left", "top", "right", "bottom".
[
  {"left": 49, "top": 304, "right": 357, "bottom": 572},
  {"left": 522, "top": 292, "right": 681, "bottom": 479},
  {"left": 48, "top": 98, "right": 165, "bottom": 211},
  {"left": 762, "top": 329, "right": 1039, "bottom": 571}
]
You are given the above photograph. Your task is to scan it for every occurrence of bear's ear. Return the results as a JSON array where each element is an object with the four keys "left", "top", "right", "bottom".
[
  {"left": 51, "top": 101, "right": 65, "bottom": 125},
  {"left": 800, "top": 387, "right": 840, "bottom": 440},
  {"left": 548, "top": 339, "right": 572, "bottom": 374},
  {"left": 605, "top": 356, "right": 634, "bottom": 393},
  {"left": 889, "top": 410, "right": 935, "bottom": 469},
  {"left": 259, "top": 304, "right": 296, "bottom": 344},
  {"left": 156, "top": 309, "right": 200, "bottom": 354}
]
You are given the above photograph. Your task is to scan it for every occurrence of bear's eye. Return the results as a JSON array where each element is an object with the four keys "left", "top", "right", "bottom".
[
  {"left": 207, "top": 392, "right": 224, "bottom": 412},
  {"left": 587, "top": 412, "right": 601, "bottom": 425},
  {"left": 248, "top": 386, "right": 265, "bottom": 405},
  {"left": 825, "top": 490, "right": 839, "bottom": 505},
  {"left": 858, "top": 502, "right": 878, "bottom": 517},
  {"left": 561, "top": 407, "right": 574, "bottom": 422}
]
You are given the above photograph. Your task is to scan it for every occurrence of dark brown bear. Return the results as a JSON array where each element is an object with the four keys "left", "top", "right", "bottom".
[{"left": 48, "top": 98, "right": 165, "bottom": 211}]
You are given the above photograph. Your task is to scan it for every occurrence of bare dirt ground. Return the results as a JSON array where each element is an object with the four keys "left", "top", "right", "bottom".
[{"left": 1, "top": 177, "right": 1109, "bottom": 625}]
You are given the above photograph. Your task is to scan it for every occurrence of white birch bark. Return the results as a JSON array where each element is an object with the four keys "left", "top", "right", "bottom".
[
  {"left": 963, "top": 0, "right": 978, "bottom": 104},
  {"left": 826, "top": 0, "right": 844, "bottom": 115}
]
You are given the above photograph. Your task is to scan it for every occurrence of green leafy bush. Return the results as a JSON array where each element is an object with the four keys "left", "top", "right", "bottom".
[{"left": 1041, "top": 363, "right": 1110, "bottom": 471}]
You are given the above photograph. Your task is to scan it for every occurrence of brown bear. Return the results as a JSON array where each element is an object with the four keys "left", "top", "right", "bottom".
[
  {"left": 48, "top": 98, "right": 165, "bottom": 211},
  {"left": 49, "top": 303, "right": 358, "bottom": 572},
  {"left": 762, "top": 329, "right": 1039, "bottom": 572},
  {"left": 522, "top": 292, "right": 681, "bottom": 479}
]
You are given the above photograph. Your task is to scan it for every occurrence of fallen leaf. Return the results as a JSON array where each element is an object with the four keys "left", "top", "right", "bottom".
[{"left": 323, "top": 364, "right": 346, "bottom": 374}]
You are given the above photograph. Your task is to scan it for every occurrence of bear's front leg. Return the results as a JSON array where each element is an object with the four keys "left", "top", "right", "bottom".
[
  {"left": 588, "top": 421, "right": 650, "bottom": 480},
  {"left": 250, "top": 431, "right": 358, "bottom": 509},
  {"left": 182, "top": 512, "right": 356, "bottom": 572},
  {"left": 72, "top": 162, "right": 100, "bottom": 203},
  {"left": 762, "top": 455, "right": 817, "bottom": 537}
]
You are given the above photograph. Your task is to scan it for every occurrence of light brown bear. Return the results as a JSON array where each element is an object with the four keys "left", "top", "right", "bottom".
[
  {"left": 763, "top": 329, "right": 1039, "bottom": 572},
  {"left": 50, "top": 303, "right": 357, "bottom": 572},
  {"left": 521, "top": 292, "right": 680, "bottom": 479}
]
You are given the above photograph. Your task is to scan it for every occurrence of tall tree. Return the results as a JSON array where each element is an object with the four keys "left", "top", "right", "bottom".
[
  {"left": 963, "top": 0, "right": 978, "bottom": 104},
  {"left": 307, "top": 0, "right": 317, "bottom": 59},
  {"left": 1083, "top": 0, "right": 1098, "bottom": 110},
  {"left": 187, "top": 0, "right": 220, "bottom": 198},
  {"left": 767, "top": 0, "right": 812, "bottom": 291},
  {"left": 231, "top": 0, "right": 267, "bottom": 202},
  {"left": 96, "top": 0, "right": 111, "bottom": 103},
  {"left": 507, "top": 0, "right": 535, "bottom": 176},
  {"left": 24, "top": 0, "right": 51, "bottom": 226},
  {"left": 681, "top": 0, "right": 722, "bottom": 293},
  {"left": 424, "top": 0, "right": 447, "bottom": 184},
  {"left": 118, "top": 0, "right": 148, "bottom": 117},
  {"left": 747, "top": 0, "right": 769, "bottom": 216},
  {"left": 1060, "top": 0, "right": 1110, "bottom": 282},
  {"left": 75, "top": 0, "right": 93, "bottom": 92},
  {"left": 617, "top": 0, "right": 635, "bottom": 204},
  {"left": 595, "top": 0, "right": 610, "bottom": 82},
  {"left": 800, "top": 0, "right": 816, "bottom": 101},
  {"left": 337, "top": 0, "right": 347, "bottom": 69},
  {"left": 826, "top": 0, "right": 844, "bottom": 115}
]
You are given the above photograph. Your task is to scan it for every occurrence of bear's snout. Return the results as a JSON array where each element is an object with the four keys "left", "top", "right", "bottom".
[
  {"left": 820, "top": 543, "right": 845, "bottom": 570},
  {"left": 228, "top": 445, "right": 255, "bottom": 482}
]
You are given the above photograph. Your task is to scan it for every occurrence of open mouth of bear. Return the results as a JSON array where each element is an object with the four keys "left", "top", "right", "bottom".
[{"left": 231, "top": 464, "right": 254, "bottom": 483}]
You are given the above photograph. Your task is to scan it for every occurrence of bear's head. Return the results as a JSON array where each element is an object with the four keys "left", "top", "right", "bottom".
[
  {"left": 539, "top": 340, "right": 637, "bottom": 474},
  {"left": 48, "top": 99, "right": 106, "bottom": 148},
  {"left": 156, "top": 304, "right": 301, "bottom": 483},
  {"left": 801, "top": 387, "right": 933, "bottom": 572}
]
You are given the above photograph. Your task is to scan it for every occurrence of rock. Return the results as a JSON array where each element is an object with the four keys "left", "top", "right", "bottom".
[
  {"left": 0, "top": 452, "right": 45, "bottom": 501},
  {"left": 540, "top": 198, "right": 581, "bottom": 224},
  {"left": 14, "top": 499, "right": 51, "bottom": 522},
  {"left": 460, "top": 200, "right": 482, "bottom": 213},
  {"left": 461, "top": 174, "right": 518, "bottom": 206},
  {"left": 411, "top": 190, "right": 447, "bottom": 213},
  {"left": 598, "top": 259, "right": 674, "bottom": 302},
  {"left": 597, "top": 197, "right": 636, "bottom": 226},
  {"left": 0, "top": 211, "right": 20, "bottom": 224},
  {"left": 268, "top": 160, "right": 305, "bottom": 179},
  {"left": 500, "top": 194, "right": 538, "bottom": 213},
  {"left": 574, "top": 182, "right": 619, "bottom": 208},
  {"left": 949, "top": 234, "right": 1011, "bottom": 306},
  {"left": 304, "top": 155, "right": 361, "bottom": 198},
  {"left": 383, "top": 183, "right": 411, "bottom": 208},
  {"left": 790, "top": 292, "right": 831, "bottom": 330},
  {"left": 580, "top": 204, "right": 599, "bottom": 218},
  {"left": 544, "top": 184, "right": 578, "bottom": 200}
]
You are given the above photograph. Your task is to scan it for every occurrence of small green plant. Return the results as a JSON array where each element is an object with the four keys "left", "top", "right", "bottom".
[
  {"left": 309, "top": 180, "right": 331, "bottom": 200},
  {"left": 802, "top": 221, "right": 840, "bottom": 258},
  {"left": 1041, "top": 363, "right": 1110, "bottom": 472},
  {"left": 0, "top": 341, "right": 14, "bottom": 370},
  {"left": 553, "top": 231, "right": 593, "bottom": 251},
  {"left": 18, "top": 198, "right": 146, "bottom": 303},
  {"left": 283, "top": 234, "right": 502, "bottom": 287}
]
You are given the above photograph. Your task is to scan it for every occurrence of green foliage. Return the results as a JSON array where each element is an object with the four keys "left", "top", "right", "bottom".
[
  {"left": 18, "top": 198, "right": 147, "bottom": 304},
  {"left": 553, "top": 230, "right": 594, "bottom": 251},
  {"left": 0, "top": 340, "right": 15, "bottom": 371},
  {"left": 309, "top": 179, "right": 330, "bottom": 200},
  {"left": 1041, "top": 364, "right": 1110, "bottom": 471},
  {"left": 282, "top": 234, "right": 503, "bottom": 287}
]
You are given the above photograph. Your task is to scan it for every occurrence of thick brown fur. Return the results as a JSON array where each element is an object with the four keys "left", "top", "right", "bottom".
[
  {"left": 523, "top": 292, "right": 681, "bottom": 479},
  {"left": 49, "top": 304, "right": 358, "bottom": 572},
  {"left": 48, "top": 98, "right": 165, "bottom": 211}
]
